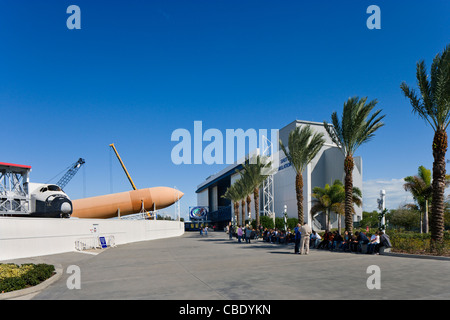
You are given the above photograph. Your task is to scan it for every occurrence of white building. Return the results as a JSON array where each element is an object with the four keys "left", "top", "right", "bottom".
[{"left": 195, "top": 120, "right": 363, "bottom": 230}]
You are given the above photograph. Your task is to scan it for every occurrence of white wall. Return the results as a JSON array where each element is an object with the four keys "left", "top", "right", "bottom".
[{"left": 0, "top": 217, "right": 184, "bottom": 261}]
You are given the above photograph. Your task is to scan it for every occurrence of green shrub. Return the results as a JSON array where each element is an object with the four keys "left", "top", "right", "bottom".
[
  {"left": 0, "top": 263, "right": 55, "bottom": 293},
  {"left": 259, "top": 216, "right": 274, "bottom": 229}
]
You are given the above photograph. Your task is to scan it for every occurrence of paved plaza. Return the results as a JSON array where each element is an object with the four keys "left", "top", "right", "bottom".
[{"left": 4, "top": 231, "right": 450, "bottom": 300}]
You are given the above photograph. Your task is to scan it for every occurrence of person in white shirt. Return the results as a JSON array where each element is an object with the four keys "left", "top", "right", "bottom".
[
  {"left": 310, "top": 231, "right": 321, "bottom": 248},
  {"left": 300, "top": 222, "right": 312, "bottom": 254},
  {"left": 367, "top": 231, "right": 380, "bottom": 254}
]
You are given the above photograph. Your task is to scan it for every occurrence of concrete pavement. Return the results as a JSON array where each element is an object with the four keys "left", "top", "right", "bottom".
[{"left": 2, "top": 231, "right": 450, "bottom": 300}]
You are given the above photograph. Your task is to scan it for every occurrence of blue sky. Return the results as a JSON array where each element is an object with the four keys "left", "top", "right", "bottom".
[{"left": 1, "top": 0, "right": 449, "bottom": 218}]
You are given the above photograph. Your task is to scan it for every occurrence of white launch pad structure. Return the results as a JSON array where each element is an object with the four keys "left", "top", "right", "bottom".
[{"left": 0, "top": 162, "right": 31, "bottom": 215}]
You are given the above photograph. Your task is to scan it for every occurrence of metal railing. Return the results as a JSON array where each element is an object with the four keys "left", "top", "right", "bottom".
[{"left": 75, "top": 235, "right": 116, "bottom": 251}]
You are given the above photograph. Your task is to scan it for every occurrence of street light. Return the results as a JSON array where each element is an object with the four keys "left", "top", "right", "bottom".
[{"left": 283, "top": 205, "right": 288, "bottom": 231}]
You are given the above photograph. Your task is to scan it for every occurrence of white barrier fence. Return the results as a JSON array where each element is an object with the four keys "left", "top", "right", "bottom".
[
  {"left": 0, "top": 217, "right": 184, "bottom": 261},
  {"left": 74, "top": 235, "right": 116, "bottom": 251}
]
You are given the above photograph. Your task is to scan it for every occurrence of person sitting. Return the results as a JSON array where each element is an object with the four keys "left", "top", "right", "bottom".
[
  {"left": 376, "top": 231, "right": 392, "bottom": 253},
  {"left": 341, "top": 231, "right": 351, "bottom": 252},
  {"left": 310, "top": 231, "right": 321, "bottom": 248},
  {"left": 317, "top": 230, "right": 330, "bottom": 249},
  {"left": 367, "top": 231, "right": 380, "bottom": 254},
  {"left": 355, "top": 231, "right": 370, "bottom": 253},
  {"left": 279, "top": 231, "right": 286, "bottom": 244},
  {"left": 250, "top": 228, "right": 256, "bottom": 240},
  {"left": 327, "top": 231, "right": 335, "bottom": 250},
  {"left": 332, "top": 232, "right": 343, "bottom": 251},
  {"left": 271, "top": 229, "right": 278, "bottom": 243},
  {"left": 315, "top": 231, "right": 322, "bottom": 248},
  {"left": 350, "top": 233, "right": 359, "bottom": 252}
]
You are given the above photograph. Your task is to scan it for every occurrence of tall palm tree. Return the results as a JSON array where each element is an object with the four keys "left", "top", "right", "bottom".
[
  {"left": 400, "top": 44, "right": 450, "bottom": 249},
  {"left": 324, "top": 96, "right": 385, "bottom": 233},
  {"left": 311, "top": 180, "right": 362, "bottom": 234},
  {"left": 279, "top": 125, "right": 325, "bottom": 223},
  {"left": 238, "top": 155, "right": 274, "bottom": 227},
  {"left": 234, "top": 178, "right": 250, "bottom": 226}
]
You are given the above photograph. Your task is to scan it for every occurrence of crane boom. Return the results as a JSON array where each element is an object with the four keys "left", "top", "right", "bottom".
[
  {"left": 109, "top": 143, "right": 137, "bottom": 190},
  {"left": 57, "top": 158, "right": 85, "bottom": 190}
]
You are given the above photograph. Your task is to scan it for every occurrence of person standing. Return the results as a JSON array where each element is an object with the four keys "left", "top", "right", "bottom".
[
  {"left": 294, "top": 223, "right": 301, "bottom": 254},
  {"left": 246, "top": 225, "right": 252, "bottom": 243},
  {"left": 300, "top": 221, "right": 312, "bottom": 255},
  {"left": 237, "top": 225, "right": 243, "bottom": 243}
]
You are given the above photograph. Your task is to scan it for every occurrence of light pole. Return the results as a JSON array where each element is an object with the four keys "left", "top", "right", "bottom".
[
  {"left": 283, "top": 205, "right": 288, "bottom": 231},
  {"left": 377, "top": 190, "right": 386, "bottom": 232}
]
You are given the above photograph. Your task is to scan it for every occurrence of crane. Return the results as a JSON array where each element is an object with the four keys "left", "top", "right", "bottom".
[
  {"left": 56, "top": 158, "right": 86, "bottom": 190},
  {"left": 109, "top": 143, "right": 137, "bottom": 190},
  {"left": 109, "top": 143, "right": 155, "bottom": 219}
]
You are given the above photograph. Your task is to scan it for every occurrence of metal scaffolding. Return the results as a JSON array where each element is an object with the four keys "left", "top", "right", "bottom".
[
  {"left": 261, "top": 136, "right": 275, "bottom": 221},
  {"left": 0, "top": 163, "right": 31, "bottom": 215}
]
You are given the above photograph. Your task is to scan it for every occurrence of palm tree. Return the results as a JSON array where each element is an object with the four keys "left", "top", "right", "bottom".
[
  {"left": 334, "top": 184, "right": 362, "bottom": 234},
  {"left": 404, "top": 166, "right": 432, "bottom": 233},
  {"left": 222, "top": 184, "right": 240, "bottom": 227},
  {"left": 311, "top": 180, "right": 362, "bottom": 234},
  {"left": 238, "top": 155, "right": 274, "bottom": 227},
  {"left": 404, "top": 165, "right": 450, "bottom": 233},
  {"left": 234, "top": 178, "right": 250, "bottom": 226},
  {"left": 400, "top": 44, "right": 450, "bottom": 250},
  {"left": 324, "top": 97, "right": 385, "bottom": 233},
  {"left": 279, "top": 125, "right": 325, "bottom": 223}
]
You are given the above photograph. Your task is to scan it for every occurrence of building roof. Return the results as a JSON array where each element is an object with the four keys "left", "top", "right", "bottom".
[
  {"left": 0, "top": 162, "right": 32, "bottom": 170},
  {"left": 196, "top": 162, "right": 243, "bottom": 193}
]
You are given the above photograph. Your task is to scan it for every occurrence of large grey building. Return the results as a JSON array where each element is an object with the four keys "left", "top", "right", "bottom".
[{"left": 195, "top": 120, "right": 363, "bottom": 230}]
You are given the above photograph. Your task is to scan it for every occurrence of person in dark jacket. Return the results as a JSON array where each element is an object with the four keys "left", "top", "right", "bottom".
[
  {"left": 376, "top": 231, "right": 392, "bottom": 253},
  {"left": 294, "top": 223, "right": 302, "bottom": 254}
]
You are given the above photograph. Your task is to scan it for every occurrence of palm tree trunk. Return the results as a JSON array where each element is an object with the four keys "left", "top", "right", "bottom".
[
  {"left": 241, "top": 200, "right": 246, "bottom": 226},
  {"left": 431, "top": 129, "right": 447, "bottom": 251},
  {"left": 338, "top": 213, "right": 342, "bottom": 235},
  {"left": 234, "top": 202, "right": 239, "bottom": 226},
  {"left": 327, "top": 208, "right": 331, "bottom": 231},
  {"left": 246, "top": 195, "right": 251, "bottom": 225},
  {"left": 344, "top": 155, "right": 354, "bottom": 233},
  {"left": 296, "top": 172, "right": 304, "bottom": 223},
  {"left": 254, "top": 188, "right": 260, "bottom": 227}
]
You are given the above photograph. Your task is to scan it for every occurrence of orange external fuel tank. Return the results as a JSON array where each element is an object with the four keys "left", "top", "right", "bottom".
[{"left": 71, "top": 187, "right": 183, "bottom": 219}]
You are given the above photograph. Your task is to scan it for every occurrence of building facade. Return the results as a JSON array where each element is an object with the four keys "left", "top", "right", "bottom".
[{"left": 195, "top": 120, "right": 363, "bottom": 230}]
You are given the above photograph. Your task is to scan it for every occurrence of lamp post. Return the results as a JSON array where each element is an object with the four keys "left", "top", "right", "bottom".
[
  {"left": 283, "top": 205, "right": 288, "bottom": 231},
  {"left": 377, "top": 190, "right": 386, "bottom": 232}
]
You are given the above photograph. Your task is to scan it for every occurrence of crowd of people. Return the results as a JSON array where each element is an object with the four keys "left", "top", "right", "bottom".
[
  {"left": 312, "top": 229, "right": 392, "bottom": 254},
  {"left": 224, "top": 222, "right": 392, "bottom": 255}
]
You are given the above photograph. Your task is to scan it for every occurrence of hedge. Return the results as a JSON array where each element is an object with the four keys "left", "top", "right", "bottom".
[{"left": 0, "top": 263, "right": 55, "bottom": 293}]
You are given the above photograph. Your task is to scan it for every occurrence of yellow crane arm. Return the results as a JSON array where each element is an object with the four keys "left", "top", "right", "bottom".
[{"left": 109, "top": 143, "right": 137, "bottom": 190}]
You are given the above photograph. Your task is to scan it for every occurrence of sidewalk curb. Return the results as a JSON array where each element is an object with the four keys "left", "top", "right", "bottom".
[
  {"left": 383, "top": 252, "right": 450, "bottom": 261},
  {"left": 0, "top": 264, "right": 63, "bottom": 300}
]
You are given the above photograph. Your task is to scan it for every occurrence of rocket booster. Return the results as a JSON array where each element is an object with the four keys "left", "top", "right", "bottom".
[{"left": 71, "top": 187, "right": 184, "bottom": 219}]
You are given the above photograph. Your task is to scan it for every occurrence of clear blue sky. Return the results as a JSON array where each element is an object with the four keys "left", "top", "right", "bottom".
[{"left": 1, "top": 0, "right": 449, "bottom": 218}]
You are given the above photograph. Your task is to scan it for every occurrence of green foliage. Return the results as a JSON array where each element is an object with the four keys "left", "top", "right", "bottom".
[
  {"left": 360, "top": 211, "right": 380, "bottom": 228},
  {"left": 0, "top": 263, "right": 55, "bottom": 293},
  {"left": 259, "top": 215, "right": 274, "bottom": 229},
  {"left": 287, "top": 218, "right": 298, "bottom": 230},
  {"left": 388, "top": 230, "right": 450, "bottom": 256},
  {"left": 387, "top": 208, "right": 421, "bottom": 231}
]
